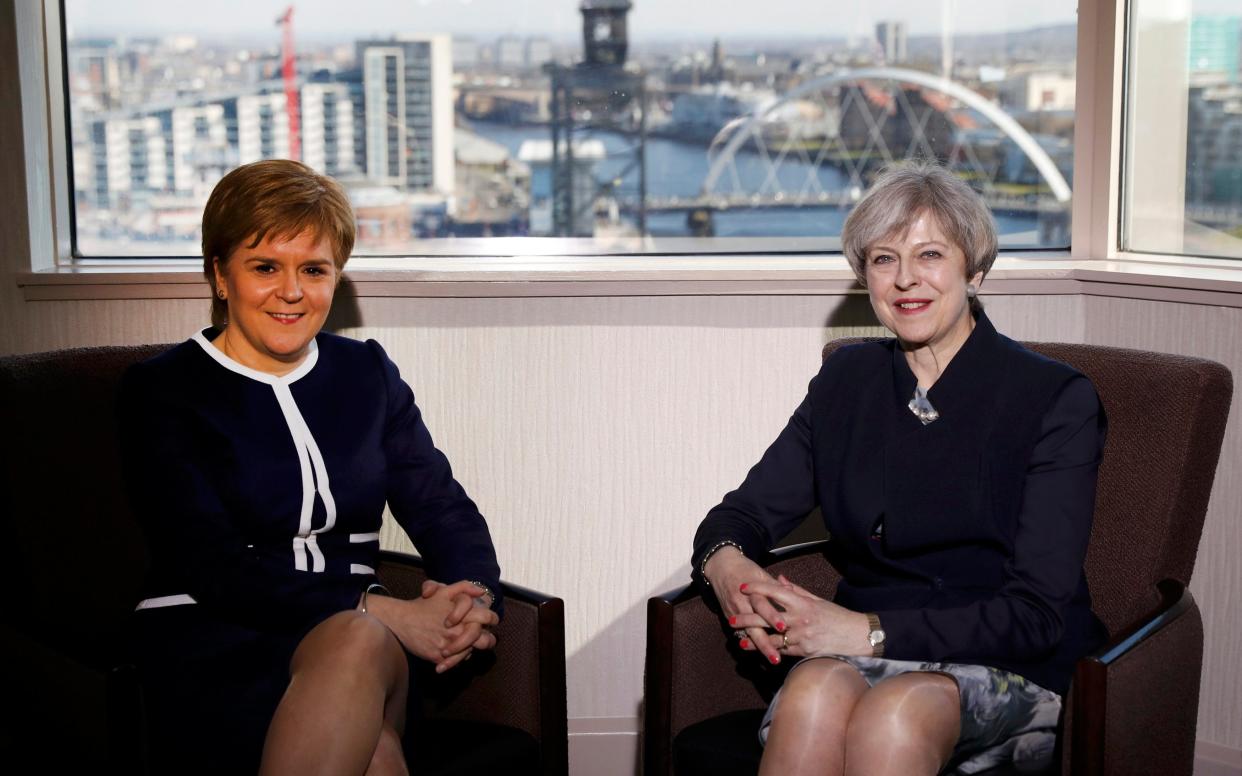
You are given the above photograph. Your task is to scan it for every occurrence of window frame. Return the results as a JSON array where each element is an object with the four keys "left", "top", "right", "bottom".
[
  {"left": 18, "top": 0, "right": 72, "bottom": 274},
  {"left": 17, "top": 0, "right": 1242, "bottom": 304}
]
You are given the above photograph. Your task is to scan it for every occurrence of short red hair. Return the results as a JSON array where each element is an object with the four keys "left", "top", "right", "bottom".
[{"left": 202, "top": 160, "right": 355, "bottom": 327}]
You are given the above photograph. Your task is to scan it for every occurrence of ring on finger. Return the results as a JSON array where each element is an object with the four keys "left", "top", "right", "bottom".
[
  {"left": 780, "top": 632, "right": 790, "bottom": 650},
  {"left": 733, "top": 629, "right": 747, "bottom": 640}
]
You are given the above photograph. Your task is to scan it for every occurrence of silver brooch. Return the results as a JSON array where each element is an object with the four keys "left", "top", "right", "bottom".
[{"left": 908, "top": 389, "right": 940, "bottom": 425}]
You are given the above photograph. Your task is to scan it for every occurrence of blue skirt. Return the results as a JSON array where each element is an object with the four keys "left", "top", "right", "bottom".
[{"left": 129, "top": 604, "right": 307, "bottom": 774}]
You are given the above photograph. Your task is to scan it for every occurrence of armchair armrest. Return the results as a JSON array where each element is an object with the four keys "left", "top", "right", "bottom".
[
  {"left": 643, "top": 540, "right": 840, "bottom": 776},
  {"left": 378, "top": 550, "right": 568, "bottom": 776},
  {"left": 1068, "top": 580, "right": 1202, "bottom": 776}
]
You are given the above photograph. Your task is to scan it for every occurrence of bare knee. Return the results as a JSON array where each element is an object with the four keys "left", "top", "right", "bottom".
[
  {"left": 845, "top": 674, "right": 960, "bottom": 776},
  {"left": 759, "top": 660, "right": 868, "bottom": 776},
  {"left": 292, "top": 610, "right": 407, "bottom": 684},
  {"left": 771, "top": 659, "right": 868, "bottom": 733}
]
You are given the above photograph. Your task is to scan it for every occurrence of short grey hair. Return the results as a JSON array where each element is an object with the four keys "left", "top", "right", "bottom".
[{"left": 841, "top": 161, "right": 998, "bottom": 289}]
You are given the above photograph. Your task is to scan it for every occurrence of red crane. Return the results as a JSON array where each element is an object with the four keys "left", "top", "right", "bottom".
[{"left": 275, "top": 6, "right": 300, "bottom": 161}]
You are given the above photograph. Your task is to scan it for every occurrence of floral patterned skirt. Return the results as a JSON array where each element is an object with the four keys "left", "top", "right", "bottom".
[{"left": 758, "top": 655, "right": 1062, "bottom": 774}]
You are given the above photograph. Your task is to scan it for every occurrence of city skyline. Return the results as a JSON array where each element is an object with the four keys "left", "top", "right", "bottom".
[
  {"left": 62, "top": 0, "right": 1242, "bottom": 254},
  {"left": 67, "top": 0, "right": 1088, "bottom": 41}
]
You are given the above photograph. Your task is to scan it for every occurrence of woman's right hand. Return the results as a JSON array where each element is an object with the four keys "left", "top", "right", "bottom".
[
  {"left": 703, "top": 547, "right": 786, "bottom": 665},
  {"left": 363, "top": 585, "right": 499, "bottom": 673}
]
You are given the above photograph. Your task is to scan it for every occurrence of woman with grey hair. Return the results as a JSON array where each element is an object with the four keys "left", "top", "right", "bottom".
[{"left": 693, "top": 162, "right": 1107, "bottom": 775}]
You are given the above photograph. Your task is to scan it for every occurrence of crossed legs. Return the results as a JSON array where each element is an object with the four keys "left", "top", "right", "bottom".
[
  {"left": 259, "top": 610, "right": 411, "bottom": 776},
  {"left": 758, "top": 658, "right": 961, "bottom": 776}
]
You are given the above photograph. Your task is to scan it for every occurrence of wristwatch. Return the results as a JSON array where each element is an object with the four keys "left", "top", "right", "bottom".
[{"left": 865, "top": 613, "right": 886, "bottom": 658}]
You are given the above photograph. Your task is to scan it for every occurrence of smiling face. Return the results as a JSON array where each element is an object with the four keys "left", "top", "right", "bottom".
[
  {"left": 213, "top": 229, "right": 338, "bottom": 375},
  {"left": 864, "top": 210, "right": 984, "bottom": 355}
]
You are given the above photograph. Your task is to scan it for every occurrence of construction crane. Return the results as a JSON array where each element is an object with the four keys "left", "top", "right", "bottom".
[{"left": 275, "top": 6, "right": 300, "bottom": 161}]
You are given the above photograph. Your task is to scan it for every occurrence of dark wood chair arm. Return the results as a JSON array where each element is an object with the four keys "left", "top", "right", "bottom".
[
  {"left": 768, "top": 539, "right": 833, "bottom": 559},
  {"left": 644, "top": 596, "right": 677, "bottom": 776},
  {"left": 1069, "top": 580, "right": 1203, "bottom": 776},
  {"left": 377, "top": 550, "right": 568, "bottom": 776},
  {"left": 1089, "top": 579, "right": 1196, "bottom": 665},
  {"left": 644, "top": 540, "right": 839, "bottom": 776}
]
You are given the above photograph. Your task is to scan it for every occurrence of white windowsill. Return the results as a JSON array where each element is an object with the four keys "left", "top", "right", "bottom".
[{"left": 17, "top": 253, "right": 1242, "bottom": 307}]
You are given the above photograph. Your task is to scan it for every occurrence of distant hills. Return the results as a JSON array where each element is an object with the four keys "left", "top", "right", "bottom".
[{"left": 908, "top": 23, "right": 1077, "bottom": 65}]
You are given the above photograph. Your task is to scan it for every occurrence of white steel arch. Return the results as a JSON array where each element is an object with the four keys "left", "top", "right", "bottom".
[{"left": 702, "top": 67, "right": 1072, "bottom": 203}]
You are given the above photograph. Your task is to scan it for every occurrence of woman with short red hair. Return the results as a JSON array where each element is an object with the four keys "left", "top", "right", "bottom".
[{"left": 121, "top": 159, "right": 502, "bottom": 775}]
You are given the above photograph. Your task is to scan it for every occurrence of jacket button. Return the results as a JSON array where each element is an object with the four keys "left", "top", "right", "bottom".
[{"left": 932, "top": 577, "right": 944, "bottom": 589}]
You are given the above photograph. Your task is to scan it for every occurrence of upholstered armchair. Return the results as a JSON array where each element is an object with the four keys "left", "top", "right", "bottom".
[
  {"left": 0, "top": 344, "right": 567, "bottom": 775},
  {"left": 644, "top": 341, "right": 1232, "bottom": 776}
]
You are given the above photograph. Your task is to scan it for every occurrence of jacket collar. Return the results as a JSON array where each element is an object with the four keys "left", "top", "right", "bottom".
[{"left": 889, "top": 311, "right": 1007, "bottom": 425}]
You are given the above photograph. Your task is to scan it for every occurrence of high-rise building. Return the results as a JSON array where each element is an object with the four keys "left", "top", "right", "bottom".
[
  {"left": 496, "top": 36, "right": 525, "bottom": 67},
  {"left": 301, "top": 83, "right": 357, "bottom": 178},
  {"left": 875, "top": 21, "right": 908, "bottom": 65},
  {"left": 1187, "top": 84, "right": 1242, "bottom": 204},
  {"left": 354, "top": 36, "right": 454, "bottom": 196},
  {"left": 525, "top": 38, "right": 553, "bottom": 68},
  {"left": 79, "top": 81, "right": 361, "bottom": 208},
  {"left": 1189, "top": 16, "right": 1241, "bottom": 82},
  {"left": 68, "top": 41, "right": 125, "bottom": 111},
  {"left": 234, "top": 93, "right": 290, "bottom": 164},
  {"left": 453, "top": 38, "right": 481, "bottom": 67},
  {"left": 86, "top": 116, "right": 168, "bottom": 207},
  {"left": 169, "top": 105, "right": 230, "bottom": 193},
  {"left": 82, "top": 106, "right": 223, "bottom": 208}
]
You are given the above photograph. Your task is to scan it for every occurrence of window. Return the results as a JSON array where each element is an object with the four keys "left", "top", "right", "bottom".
[
  {"left": 1123, "top": 0, "right": 1242, "bottom": 259},
  {"left": 63, "top": 0, "right": 1079, "bottom": 259}
]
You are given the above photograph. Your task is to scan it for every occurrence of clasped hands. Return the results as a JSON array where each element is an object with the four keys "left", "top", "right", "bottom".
[
  {"left": 703, "top": 548, "right": 870, "bottom": 665},
  {"left": 364, "top": 579, "right": 499, "bottom": 674}
]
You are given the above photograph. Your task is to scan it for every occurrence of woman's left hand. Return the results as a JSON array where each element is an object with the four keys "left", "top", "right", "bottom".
[
  {"left": 732, "top": 575, "right": 872, "bottom": 658},
  {"left": 421, "top": 579, "right": 498, "bottom": 670}
]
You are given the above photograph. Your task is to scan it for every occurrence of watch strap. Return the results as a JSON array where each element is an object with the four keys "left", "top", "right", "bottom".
[{"left": 865, "top": 612, "right": 885, "bottom": 658}]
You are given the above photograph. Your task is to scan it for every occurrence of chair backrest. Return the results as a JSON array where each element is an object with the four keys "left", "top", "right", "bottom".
[
  {"left": 0, "top": 344, "right": 173, "bottom": 659},
  {"left": 821, "top": 339, "right": 1233, "bottom": 635},
  {"left": 3, "top": 344, "right": 569, "bottom": 775}
]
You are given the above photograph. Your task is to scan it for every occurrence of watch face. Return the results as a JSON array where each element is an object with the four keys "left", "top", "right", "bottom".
[{"left": 869, "top": 629, "right": 886, "bottom": 647}]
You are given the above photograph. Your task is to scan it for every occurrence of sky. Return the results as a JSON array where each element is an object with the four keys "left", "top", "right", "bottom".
[{"left": 68, "top": 0, "right": 1088, "bottom": 42}]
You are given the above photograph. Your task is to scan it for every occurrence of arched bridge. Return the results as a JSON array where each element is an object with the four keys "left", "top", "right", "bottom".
[{"left": 640, "top": 67, "right": 1072, "bottom": 218}]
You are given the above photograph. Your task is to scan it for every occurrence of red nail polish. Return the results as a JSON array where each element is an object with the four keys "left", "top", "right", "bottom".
[
  {"left": 769, "top": 654, "right": 780, "bottom": 664},
  {"left": 739, "top": 583, "right": 749, "bottom": 592},
  {"left": 776, "top": 621, "right": 786, "bottom": 632},
  {"left": 728, "top": 616, "right": 737, "bottom": 626},
  {"left": 739, "top": 639, "right": 750, "bottom": 649}
]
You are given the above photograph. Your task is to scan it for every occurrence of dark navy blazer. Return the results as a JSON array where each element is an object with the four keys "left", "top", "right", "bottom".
[
  {"left": 120, "top": 330, "right": 502, "bottom": 636},
  {"left": 693, "top": 313, "right": 1107, "bottom": 694}
]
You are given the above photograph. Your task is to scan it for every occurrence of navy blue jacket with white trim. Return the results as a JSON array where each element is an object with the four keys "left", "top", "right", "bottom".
[
  {"left": 692, "top": 313, "right": 1108, "bottom": 695},
  {"left": 119, "top": 329, "right": 502, "bottom": 635}
]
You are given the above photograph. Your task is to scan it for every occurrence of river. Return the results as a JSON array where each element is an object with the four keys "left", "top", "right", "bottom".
[{"left": 469, "top": 121, "right": 1052, "bottom": 247}]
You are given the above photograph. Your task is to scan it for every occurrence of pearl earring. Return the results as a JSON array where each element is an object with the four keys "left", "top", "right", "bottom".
[{"left": 966, "top": 284, "right": 977, "bottom": 299}]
